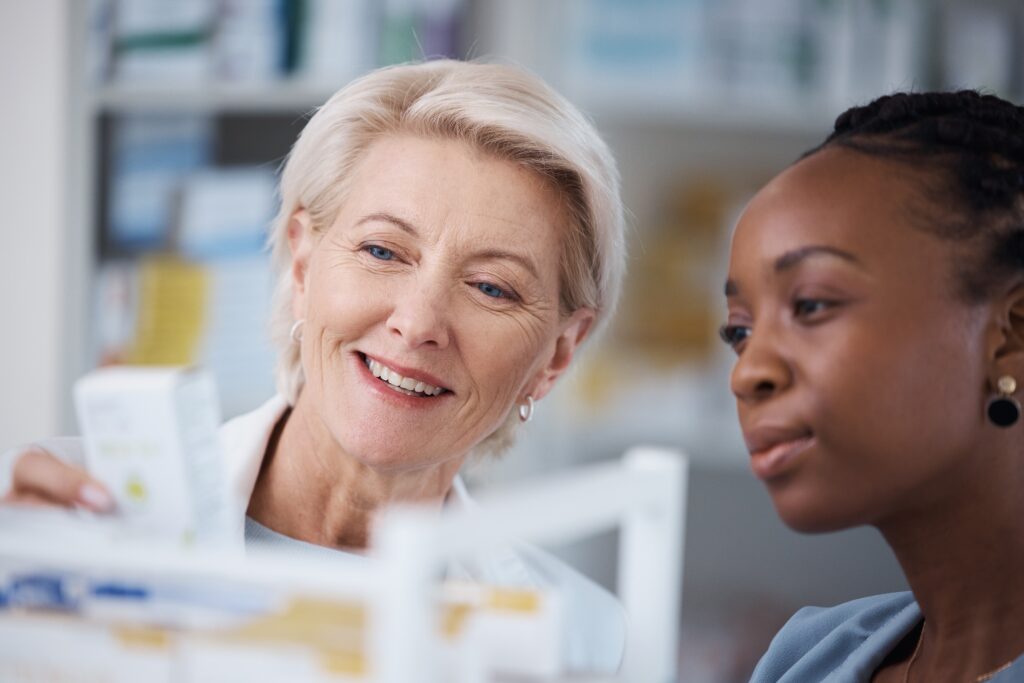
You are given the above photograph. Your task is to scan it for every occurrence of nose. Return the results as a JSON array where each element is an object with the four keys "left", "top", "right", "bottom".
[
  {"left": 385, "top": 278, "right": 451, "bottom": 350},
  {"left": 730, "top": 327, "right": 793, "bottom": 405}
]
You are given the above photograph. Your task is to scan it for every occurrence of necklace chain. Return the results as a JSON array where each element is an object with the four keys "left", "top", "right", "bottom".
[
  {"left": 902, "top": 625, "right": 1013, "bottom": 683},
  {"left": 901, "top": 626, "right": 924, "bottom": 683},
  {"left": 977, "top": 662, "right": 1013, "bottom": 683}
]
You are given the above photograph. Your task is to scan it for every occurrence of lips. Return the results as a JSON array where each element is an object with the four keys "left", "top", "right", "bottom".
[{"left": 744, "top": 425, "right": 815, "bottom": 480}]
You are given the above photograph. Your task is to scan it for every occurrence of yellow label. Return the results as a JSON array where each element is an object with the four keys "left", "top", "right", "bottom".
[
  {"left": 486, "top": 588, "right": 540, "bottom": 613},
  {"left": 319, "top": 649, "right": 367, "bottom": 677},
  {"left": 114, "top": 626, "right": 170, "bottom": 650},
  {"left": 124, "top": 475, "right": 148, "bottom": 502}
]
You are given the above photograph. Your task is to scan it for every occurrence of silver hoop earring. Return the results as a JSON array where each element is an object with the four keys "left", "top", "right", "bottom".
[
  {"left": 289, "top": 319, "right": 305, "bottom": 344},
  {"left": 518, "top": 395, "right": 535, "bottom": 423}
]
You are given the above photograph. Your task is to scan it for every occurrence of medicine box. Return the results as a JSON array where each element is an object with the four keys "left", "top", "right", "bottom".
[{"left": 73, "top": 366, "right": 231, "bottom": 547}]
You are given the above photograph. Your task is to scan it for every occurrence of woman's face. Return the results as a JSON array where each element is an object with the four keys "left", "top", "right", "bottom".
[
  {"left": 723, "top": 147, "right": 996, "bottom": 532},
  {"left": 289, "top": 135, "right": 592, "bottom": 472}
]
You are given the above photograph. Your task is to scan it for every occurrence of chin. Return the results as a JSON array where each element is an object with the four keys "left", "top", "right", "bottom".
[
  {"left": 345, "top": 436, "right": 421, "bottom": 471},
  {"left": 777, "top": 508, "right": 852, "bottom": 534},
  {"left": 769, "top": 486, "right": 862, "bottom": 535}
]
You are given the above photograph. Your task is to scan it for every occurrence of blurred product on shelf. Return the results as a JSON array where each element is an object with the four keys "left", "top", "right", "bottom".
[
  {"left": 89, "top": 0, "right": 465, "bottom": 86},
  {"left": 107, "top": 114, "right": 212, "bottom": 252},
  {"left": 127, "top": 257, "right": 207, "bottom": 366},
  {"left": 94, "top": 254, "right": 276, "bottom": 419},
  {"left": 108, "top": 0, "right": 214, "bottom": 83},
  {"left": 559, "top": 0, "right": 1021, "bottom": 117},
  {"left": 176, "top": 167, "right": 276, "bottom": 259},
  {"left": 563, "top": 0, "right": 706, "bottom": 101},
  {"left": 0, "top": 538, "right": 563, "bottom": 682},
  {"left": 99, "top": 111, "right": 279, "bottom": 417},
  {"left": 616, "top": 178, "right": 734, "bottom": 365}
]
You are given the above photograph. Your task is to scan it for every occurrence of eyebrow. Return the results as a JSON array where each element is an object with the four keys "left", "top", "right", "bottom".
[
  {"left": 774, "top": 245, "right": 862, "bottom": 272},
  {"left": 355, "top": 212, "right": 419, "bottom": 235},
  {"left": 355, "top": 212, "right": 540, "bottom": 279},
  {"left": 470, "top": 248, "right": 540, "bottom": 280},
  {"left": 724, "top": 245, "right": 864, "bottom": 297}
]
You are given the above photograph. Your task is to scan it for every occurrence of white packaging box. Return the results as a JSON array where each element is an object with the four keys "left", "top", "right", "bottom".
[{"left": 74, "top": 366, "right": 232, "bottom": 548}]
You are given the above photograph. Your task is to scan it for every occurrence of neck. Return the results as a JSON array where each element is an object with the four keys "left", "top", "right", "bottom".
[
  {"left": 247, "top": 392, "right": 466, "bottom": 551},
  {"left": 877, "top": 442, "right": 1024, "bottom": 682}
]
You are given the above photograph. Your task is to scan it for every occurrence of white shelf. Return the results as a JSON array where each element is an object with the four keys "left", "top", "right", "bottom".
[
  {"left": 579, "top": 89, "right": 838, "bottom": 137},
  {"left": 575, "top": 414, "right": 749, "bottom": 473},
  {"left": 91, "top": 80, "right": 346, "bottom": 114}
]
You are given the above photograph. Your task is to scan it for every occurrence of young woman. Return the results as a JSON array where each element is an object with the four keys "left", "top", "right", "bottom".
[{"left": 722, "top": 91, "right": 1024, "bottom": 682}]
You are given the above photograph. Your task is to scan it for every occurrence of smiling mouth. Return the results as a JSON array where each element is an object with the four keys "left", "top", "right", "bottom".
[{"left": 359, "top": 353, "right": 450, "bottom": 398}]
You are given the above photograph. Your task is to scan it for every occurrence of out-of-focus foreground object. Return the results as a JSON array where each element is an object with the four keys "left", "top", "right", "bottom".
[
  {"left": 0, "top": 447, "right": 688, "bottom": 683},
  {"left": 74, "top": 366, "right": 234, "bottom": 548}
]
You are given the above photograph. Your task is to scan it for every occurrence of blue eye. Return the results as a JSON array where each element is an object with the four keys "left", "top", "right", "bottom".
[
  {"left": 477, "top": 282, "right": 506, "bottom": 298},
  {"left": 366, "top": 245, "right": 394, "bottom": 261}
]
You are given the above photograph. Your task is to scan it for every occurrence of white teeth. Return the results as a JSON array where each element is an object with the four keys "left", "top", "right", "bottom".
[{"left": 364, "top": 356, "right": 444, "bottom": 397}]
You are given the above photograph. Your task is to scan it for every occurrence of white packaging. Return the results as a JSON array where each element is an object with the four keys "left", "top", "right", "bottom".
[
  {"left": 73, "top": 366, "right": 233, "bottom": 548},
  {"left": 439, "top": 582, "right": 564, "bottom": 679}
]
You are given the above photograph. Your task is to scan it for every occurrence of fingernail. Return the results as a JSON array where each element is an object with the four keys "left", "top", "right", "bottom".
[{"left": 78, "top": 483, "right": 114, "bottom": 511}]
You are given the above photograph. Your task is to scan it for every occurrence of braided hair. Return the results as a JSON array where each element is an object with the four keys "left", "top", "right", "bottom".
[{"left": 806, "top": 90, "right": 1024, "bottom": 301}]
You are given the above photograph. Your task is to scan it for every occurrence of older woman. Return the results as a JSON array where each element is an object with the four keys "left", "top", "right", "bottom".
[{"left": 0, "top": 60, "right": 627, "bottom": 673}]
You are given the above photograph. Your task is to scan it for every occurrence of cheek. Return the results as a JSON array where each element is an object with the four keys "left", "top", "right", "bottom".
[
  {"left": 305, "top": 265, "right": 382, "bottom": 338},
  {"left": 809, "top": 319, "right": 984, "bottom": 476},
  {"left": 297, "top": 266, "right": 385, "bottom": 396},
  {"left": 458, "top": 309, "right": 552, "bottom": 397}
]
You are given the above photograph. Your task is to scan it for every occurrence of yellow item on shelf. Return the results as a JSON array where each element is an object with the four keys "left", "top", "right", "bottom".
[{"left": 128, "top": 256, "right": 208, "bottom": 366}]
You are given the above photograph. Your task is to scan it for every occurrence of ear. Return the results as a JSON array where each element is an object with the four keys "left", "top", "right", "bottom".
[
  {"left": 525, "top": 308, "right": 596, "bottom": 402},
  {"left": 986, "top": 281, "right": 1024, "bottom": 381},
  {"left": 287, "top": 208, "right": 316, "bottom": 320}
]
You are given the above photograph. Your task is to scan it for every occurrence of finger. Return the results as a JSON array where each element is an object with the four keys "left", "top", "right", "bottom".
[
  {"left": 1, "top": 490, "right": 63, "bottom": 507},
  {"left": 11, "top": 449, "right": 115, "bottom": 512}
]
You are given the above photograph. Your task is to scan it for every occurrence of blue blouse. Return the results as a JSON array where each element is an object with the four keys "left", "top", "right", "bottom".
[{"left": 750, "top": 592, "right": 1024, "bottom": 682}]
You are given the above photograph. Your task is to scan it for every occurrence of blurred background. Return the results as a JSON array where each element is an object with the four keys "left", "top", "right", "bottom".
[{"left": 1, "top": 0, "right": 1022, "bottom": 680}]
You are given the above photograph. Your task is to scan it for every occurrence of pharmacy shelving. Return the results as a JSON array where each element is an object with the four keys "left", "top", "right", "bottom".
[
  {"left": 89, "top": 81, "right": 837, "bottom": 138},
  {"left": 60, "top": 0, "right": 1024, "bottom": 473}
]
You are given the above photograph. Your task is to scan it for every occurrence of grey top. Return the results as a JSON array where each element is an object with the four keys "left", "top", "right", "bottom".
[{"left": 750, "top": 591, "right": 1024, "bottom": 682}]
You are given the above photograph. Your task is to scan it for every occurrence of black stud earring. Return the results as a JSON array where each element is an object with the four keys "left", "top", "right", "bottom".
[{"left": 987, "top": 375, "right": 1021, "bottom": 428}]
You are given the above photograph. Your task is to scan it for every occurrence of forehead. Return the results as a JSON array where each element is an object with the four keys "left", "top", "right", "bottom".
[
  {"left": 730, "top": 147, "right": 952, "bottom": 285},
  {"left": 343, "top": 134, "right": 567, "bottom": 249}
]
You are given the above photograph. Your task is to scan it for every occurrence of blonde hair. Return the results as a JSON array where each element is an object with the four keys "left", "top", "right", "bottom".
[{"left": 268, "top": 60, "right": 625, "bottom": 451}]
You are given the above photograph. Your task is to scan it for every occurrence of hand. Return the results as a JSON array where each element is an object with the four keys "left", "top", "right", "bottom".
[{"left": 1, "top": 447, "right": 114, "bottom": 512}]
